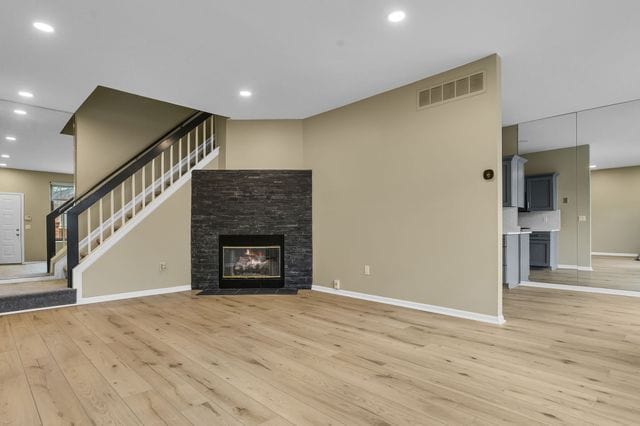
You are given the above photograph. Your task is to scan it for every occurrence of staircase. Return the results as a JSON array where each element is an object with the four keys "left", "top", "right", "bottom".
[{"left": 47, "top": 111, "right": 217, "bottom": 291}]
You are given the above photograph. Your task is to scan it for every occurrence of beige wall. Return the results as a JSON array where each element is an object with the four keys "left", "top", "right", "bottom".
[
  {"left": 226, "top": 120, "right": 304, "bottom": 169},
  {"left": 302, "top": 55, "right": 503, "bottom": 317},
  {"left": 0, "top": 168, "right": 74, "bottom": 261},
  {"left": 522, "top": 145, "right": 591, "bottom": 267},
  {"left": 591, "top": 165, "right": 640, "bottom": 254},
  {"left": 79, "top": 156, "right": 219, "bottom": 297},
  {"left": 74, "top": 86, "right": 195, "bottom": 195},
  {"left": 502, "top": 125, "right": 518, "bottom": 157}
]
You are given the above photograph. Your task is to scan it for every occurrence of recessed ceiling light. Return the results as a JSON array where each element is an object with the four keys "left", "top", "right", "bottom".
[
  {"left": 0, "top": 154, "right": 10, "bottom": 159},
  {"left": 387, "top": 10, "right": 406, "bottom": 23},
  {"left": 18, "top": 91, "right": 34, "bottom": 98},
  {"left": 239, "top": 90, "right": 252, "bottom": 98},
  {"left": 33, "top": 22, "right": 55, "bottom": 33},
  {"left": 590, "top": 165, "right": 597, "bottom": 169},
  {"left": 0, "top": 163, "right": 7, "bottom": 167},
  {"left": 5, "top": 136, "right": 16, "bottom": 141},
  {"left": 13, "top": 109, "right": 27, "bottom": 115}
]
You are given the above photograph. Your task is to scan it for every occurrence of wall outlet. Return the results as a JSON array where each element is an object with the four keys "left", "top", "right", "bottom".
[
  {"left": 333, "top": 279, "right": 341, "bottom": 289},
  {"left": 364, "top": 265, "right": 371, "bottom": 275},
  {"left": 159, "top": 262, "right": 167, "bottom": 271},
  {"left": 578, "top": 215, "right": 587, "bottom": 222},
  {"left": 25, "top": 224, "right": 31, "bottom": 230}
]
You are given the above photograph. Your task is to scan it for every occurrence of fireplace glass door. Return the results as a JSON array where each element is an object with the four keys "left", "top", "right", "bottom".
[
  {"left": 222, "top": 246, "right": 281, "bottom": 279},
  {"left": 218, "top": 235, "right": 285, "bottom": 288}
]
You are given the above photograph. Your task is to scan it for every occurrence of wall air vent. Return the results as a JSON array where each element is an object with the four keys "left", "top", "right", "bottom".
[{"left": 417, "top": 71, "right": 485, "bottom": 110}]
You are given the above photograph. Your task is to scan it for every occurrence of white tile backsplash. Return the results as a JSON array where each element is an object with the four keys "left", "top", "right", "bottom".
[{"left": 519, "top": 210, "right": 561, "bottom": 231}]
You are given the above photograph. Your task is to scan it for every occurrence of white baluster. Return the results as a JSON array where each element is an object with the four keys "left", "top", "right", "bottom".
[
  {"left": 151, "top": 160, "right": 155, "bottom": 201},
  {"left": 99, "top": 198, "right": 103, "bottom": 245},
  {"left": 110, "top": 190, "right": 115, "bottom": 236},
  {"left": 121, "top": 182, "right": 125, "bottom": 227},
  {"left": 87, "top": 208, "right": 92, "bottom": 255},
  {"left": 211, "top": 115, "right": 216, "bottom": 152},
  {"left": 203, "top": 120, "right": 206, "bottom": 158},
  {"left": 132, "top": 173, "right": 136, "bottom": 217},
  {"left": 170, "top": 145, "right": 174, "bottom": 185},
  {"left": 161, "top": 152, "right": 165, "bottom": 194},
  {"left": 179, "top": 138, "right": 183, "bottom": 177},
  {"left": 187, "top": 133, "right": 191, "bottom": 171},
  {"left": 142, "top": 165, "right": 146, "bottom": 209}
]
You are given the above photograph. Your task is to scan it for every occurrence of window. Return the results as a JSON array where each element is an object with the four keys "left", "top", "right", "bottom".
[{"left": 50, "top": 182, "right": 74, "bottom": 242}]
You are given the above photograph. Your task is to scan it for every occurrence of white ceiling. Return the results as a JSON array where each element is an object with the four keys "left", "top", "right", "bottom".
[
  {"left": 1, "top": 1, "right": 640, "bottom": 174},
  {"left": 1, "top": 0, "right": 640, "bottom": 123},
  {"left": 0, "top": 101, "right": 73, "bottom": 174},
  {"left": 518, "top": 99, "right": 640, "bottom": 170}
]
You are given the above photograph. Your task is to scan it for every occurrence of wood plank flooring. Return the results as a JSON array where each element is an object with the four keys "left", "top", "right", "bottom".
[
  {"left": 530, "top": 255, "right": 640, "bottom": 291},
  {"left": 1, "top": 287, "right": 640, "bottom": 424}
]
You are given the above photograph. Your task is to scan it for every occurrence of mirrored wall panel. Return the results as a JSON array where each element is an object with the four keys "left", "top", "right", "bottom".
[
  {"left": 506, "top": 99, "right": 640, "bottom": 293},
  {"left": 576, "top": 100, "right": 640, "bottom": 292},
  {"left": 0, "top": 100, "right": 74, "bottom": 280},
  {"left": 502, "top": 113, "right": 579, "bottom": 288}
]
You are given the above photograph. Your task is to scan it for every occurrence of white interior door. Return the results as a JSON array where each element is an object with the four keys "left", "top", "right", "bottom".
[{"left": 0, "top": 193, "right": 22, "bottom": 264}]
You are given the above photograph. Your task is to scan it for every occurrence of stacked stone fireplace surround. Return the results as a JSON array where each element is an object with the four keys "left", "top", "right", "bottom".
[{"left": 191, "top": 170, "right": 312, "bottom": 294}]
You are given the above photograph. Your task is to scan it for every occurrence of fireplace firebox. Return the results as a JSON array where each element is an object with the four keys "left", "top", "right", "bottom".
[{"left": 218, "top": 235, "right": 285, "bottom": 289}]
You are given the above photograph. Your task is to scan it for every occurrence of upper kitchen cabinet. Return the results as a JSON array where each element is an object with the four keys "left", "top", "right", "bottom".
[
  {"left": 525, "top": 173, "right": 558, "bottom": 211},
  {"left": 503, "top": 155, "right": 527, "bottom": 208}
]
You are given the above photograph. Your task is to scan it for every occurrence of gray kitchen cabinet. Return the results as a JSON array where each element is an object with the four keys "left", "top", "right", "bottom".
[
  {"left": 503, "top": 155, "right": 527, "bottom": 208},
  {"left": 530, "top": 231, "right": 558, "bottom": 270},
  {"left": 519, "top": 233, "right": 530, "bottom": 282},
  {"left": 503, "top": 234, "right": 520, "bottom": 287},
  {"left": 525, "top": 173, "right": 558, "bottom": 211}
]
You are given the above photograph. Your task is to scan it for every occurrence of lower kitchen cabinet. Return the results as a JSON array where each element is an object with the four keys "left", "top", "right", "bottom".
[
  {"left": 530, "top": 231, "right": 558, "bottom": 270},
  {"left": 503, "top": 233, "right": 531, "bottom": 288}
]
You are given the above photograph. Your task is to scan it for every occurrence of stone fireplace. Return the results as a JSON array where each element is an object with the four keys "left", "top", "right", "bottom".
[{"left": 191, "top": 170, "right": 312, "bottom": 294}]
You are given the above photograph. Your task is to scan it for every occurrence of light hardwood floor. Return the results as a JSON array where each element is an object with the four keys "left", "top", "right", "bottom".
[
  {"left": 1, "top": 288, "right": 640, "bottom": 425},
  {"left": 530, "top": 255, "right": 640, "bottom": 292}
]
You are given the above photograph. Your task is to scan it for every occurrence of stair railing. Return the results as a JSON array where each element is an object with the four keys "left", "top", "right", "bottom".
[{"left": 64, "top": 111, "right": 215, "bottom": 287}]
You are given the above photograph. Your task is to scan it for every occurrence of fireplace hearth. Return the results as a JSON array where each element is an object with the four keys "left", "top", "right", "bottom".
[{"left": 219, "top": 235, "right": 285, "bottom": 289}]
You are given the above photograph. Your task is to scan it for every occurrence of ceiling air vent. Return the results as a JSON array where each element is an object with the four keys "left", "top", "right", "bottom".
[{"left": 417, "top": 71, "right": 485, "bottom": 110}]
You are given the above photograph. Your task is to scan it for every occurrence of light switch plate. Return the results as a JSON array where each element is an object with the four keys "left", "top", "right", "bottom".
[{"left": 579, "top": 215, "right": 587, "bottom": 222}]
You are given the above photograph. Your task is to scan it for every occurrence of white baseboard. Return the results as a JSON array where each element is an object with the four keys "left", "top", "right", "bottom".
[
  {"left": 558, "top": 264, "right": 594, "bottom": 272},
  {"left": 312, "top": 285, "right": 505, "bottom": 325},
  {"left": 521, "top": 281, "right": 640, "bottom": 298},
  {"left": 78, "top": 285, "right": 192, "bottom": 305},
  {"left": 592, "top": 252, "right": 638, "bottom": 257}
]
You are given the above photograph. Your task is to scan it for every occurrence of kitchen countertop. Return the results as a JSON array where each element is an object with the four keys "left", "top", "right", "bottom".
[{"left": 503, "top": 230, "right": 533, "bottom": 235}]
